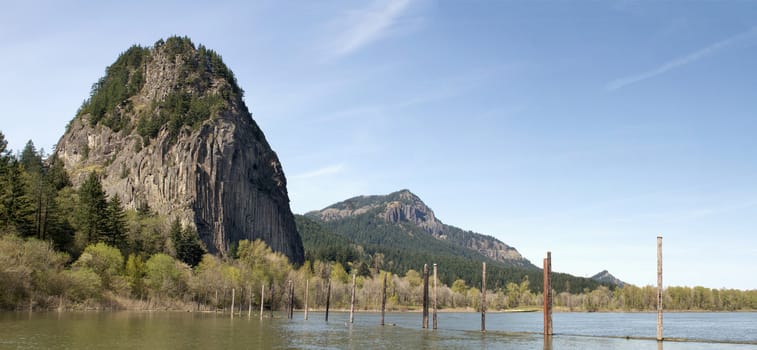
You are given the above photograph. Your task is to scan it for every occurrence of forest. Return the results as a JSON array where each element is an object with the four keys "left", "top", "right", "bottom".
[{"left": 1, "top": 131, "right": 756, "bottom": 312}]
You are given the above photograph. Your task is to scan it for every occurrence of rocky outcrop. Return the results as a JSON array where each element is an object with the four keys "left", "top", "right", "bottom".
[
  {"left": 591, "top": 270, "right": 628, "bottom": 287},
  {"left": 309, "top": 189, "right": 532, "bottom": 267},
  {"left": 55, "top": 37, "right": 304, "bottom": 263}
]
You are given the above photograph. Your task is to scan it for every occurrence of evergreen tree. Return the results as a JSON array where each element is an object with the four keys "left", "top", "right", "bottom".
[
  {"left": 19, "top": 142, "right": 49, "bottom": 240},
  {"left": 19, "top": 140, "right": 42, "bottom": 175},
  {"left": 42, "top": 154, "right": 74, "bottom": 251},
  {"left": 170, "top": 218, "right": 204, "bottom": 267},
  {"left": 103, "top": 195, "right": 127, "bottom": 250},
  {"left": 46, "top": 154, "right": 71, "bottom": 191},
  {"left": 76, "top": 172, "right": 108, "bottom": 244},
  {"left": 0, "top": 159, "right": 34, "bottom": 235}
]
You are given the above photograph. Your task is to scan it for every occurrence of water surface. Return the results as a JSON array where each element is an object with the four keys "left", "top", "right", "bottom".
[{"left": 1, "top": 311, "right": 755, "bottom": 349}]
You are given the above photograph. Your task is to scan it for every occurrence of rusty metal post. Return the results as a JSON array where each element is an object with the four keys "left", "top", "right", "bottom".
[
  {"left": 433, "top": 263, "right": 438, "bottom": 330},
  {"left": 657, "top": 236, "right": 663, "bottom": 341},
  {"left": 381, "top": 273, "right": 387, "bottom": 326},
  {"left": 325, "top": 279, "right": 331, "bottom": 322},
  {"left": 304, "top": 279, "right": 310, "bottom": 320},
  {"left": 543, "top": 252, "right": 552, "bottom": 336},
  {"left": 349, "top": 274, "right": 356, "bottom": 323},
  {"left": 481, "top": 262, "right": 486, "bottom": 333},
  {"left": 422, "top": 264, "right": 429, "bottom": 329}
]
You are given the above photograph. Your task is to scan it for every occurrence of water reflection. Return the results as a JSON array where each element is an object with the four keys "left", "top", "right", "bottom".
[{"left": 544, "top": 335, "right": 553, "bottom": 350}]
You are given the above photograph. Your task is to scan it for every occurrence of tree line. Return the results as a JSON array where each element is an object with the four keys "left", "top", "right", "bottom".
[{"left": 1, "top": 131, "right": 755, "bottom": 312}]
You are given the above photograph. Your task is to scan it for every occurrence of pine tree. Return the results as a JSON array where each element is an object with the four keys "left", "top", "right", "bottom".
[
  {"left": 170, "top": 218, "right": 205, "bottom": 267},
  {"left": 76, "top": 172, "right": 108, "bottom": 244},
  {"left": 0, "top": 159, "right": 34, "bottom": 235},
  {"left": 103, "top": 194, "right": 127, "bottom": 250}
]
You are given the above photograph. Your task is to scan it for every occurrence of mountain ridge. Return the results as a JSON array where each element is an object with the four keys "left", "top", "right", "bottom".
[
  {"left": 299, "top": 190, "right": 607, "bottom": 291},
  {"left": 307, "top": 189, "right": 533, "bottom": 268}
]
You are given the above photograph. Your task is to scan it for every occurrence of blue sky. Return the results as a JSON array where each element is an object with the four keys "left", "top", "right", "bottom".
[{"left": 1, "top": 0, "right": 756, "bottom": 289}]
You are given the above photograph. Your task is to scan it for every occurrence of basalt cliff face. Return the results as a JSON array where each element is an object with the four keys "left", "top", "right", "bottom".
[{"left": 55, "top": 37, "right": 304, "bottom": 263}]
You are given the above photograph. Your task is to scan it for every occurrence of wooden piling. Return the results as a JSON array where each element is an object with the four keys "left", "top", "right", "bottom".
[
  {"left": 481, "top": 262, "right": 486, "bottom": 333},
  {"left": 543, "top": 252, "right": 552, "bottom": 336},
  {"left": 433, "top": 263, "right": 438, "bottom": 330},
  {"left": 289, "top": 280, "right": 294, "bottom": 320},
  {"left": 325, "top": 279, "right": 331, "bottom": 322},
  {"left": 422, "top": 263, "right": 429, "bottom": 329},
  {"left": 350, "top": 274, "right": 357, "bottom": 323},
  {"left": 248, "top": 285, "right": 252, "bottom": 319},
  {"left": 381, "top": 273, "right": 387, "bottom": 326},
  {"left": 260, "top": 284, "right": 265, "bottom": 320},
  {"left": 231, "top": 288, "right": 235, "bottom": 319},
  {"left": 304, "top": 279, "right": 310, "bottom": 320},
  {"left": 657, "top": 236, "right": 663, "bottom": 341}
]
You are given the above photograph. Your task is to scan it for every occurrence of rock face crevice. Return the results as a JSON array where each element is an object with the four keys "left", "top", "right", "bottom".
[{"left": 55, "top": 37, "right": 304, "bottom": 263}]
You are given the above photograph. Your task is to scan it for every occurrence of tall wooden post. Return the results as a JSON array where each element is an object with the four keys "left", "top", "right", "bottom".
[
  {"left": 248, "top": 285, "right": 253, "bottom": 319},
  {"left": 481, "top": 262, "right": 486, "bottom": 333},
  {"left": 422, "top": 264, "right": 429, "bottom": 329},
  {"left": 231, "top": 288, "right": 235, "bottom": 319},
  {"left": 349, "top": 274, "right": 357, "bottom": 323},
  {"left": 325, "top": 279, "right": 332, "bottom": 322},
  {"left": 433, "top": 263, "right": 438, "bottom": 330},
  {"left": 288, "top": 280, "right": 295, "bottom": 319},
  {"left": 380, "top": 273, "right": 387, "bottom": 326},
  {"left": 284, "top": 282, "right": 289, "bottom": 319},
  {"left": 543, "top": 252, "right": 553, "bottom": 336},
  {"left": 657, "top": 236, "right": 663, "bottom": 341},
  {"left": 304, "top": 279, "right": 310, "bottom": 320},
  {"left": 260, "top": 284, "right": 265, "bottom": 320}
]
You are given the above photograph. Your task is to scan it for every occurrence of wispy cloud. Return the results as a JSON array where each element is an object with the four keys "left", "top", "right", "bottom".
[
  {"left": 291, "top": 164, "right": 345, "bottom": 180},
  {"left": 607, "top": 26, "right": 757, "bottom": 91},
  {"left": 326, "top": 0, "right": 418, "bottom": 59}
]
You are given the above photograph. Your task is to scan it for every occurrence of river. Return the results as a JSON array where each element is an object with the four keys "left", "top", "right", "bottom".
[{"left": 1, "top": 311, "right": 755, "bottom": 349}]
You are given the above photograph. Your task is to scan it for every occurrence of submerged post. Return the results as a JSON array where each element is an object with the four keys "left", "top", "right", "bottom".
[
  {"left": 543, "top": 252, "right": 552, "bottom": 335},
  {"left": 350, "top": 274, "right": 357, "bottom": 323},
  {"left": 304, "top": 279, "right": 310, "bottom": 320},
  {"left": 433, "top": 263, "right": 438, "bottom": 330},
  {"left": 657, "top": 236, "right": 663, "bottom": 341},
  {"left": 481, "top": 262, "right": 486, "bottom": 333},
  {"left": 422, "top": 264, "right": 429, "bottom": 329},
  {"left": 381, "top": 273, "right": 387, "bottom": 326},
  {"left": 260, "top": 284, "right": 265, "bottom": 320},
  {"left": 325, "top": 279, "right": 332, "bottom": 322}
]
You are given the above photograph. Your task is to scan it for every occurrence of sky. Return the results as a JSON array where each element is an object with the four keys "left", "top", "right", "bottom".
[{"left": 1, "top": 0, "right": 756, "bottom": 289}]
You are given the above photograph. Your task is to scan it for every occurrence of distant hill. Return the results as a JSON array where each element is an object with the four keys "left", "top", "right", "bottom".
[
  {"left": 591, "top": 270, "right": 628, "bottom": 287},
  {"left": 300, "top": 189, "right": 608, "bottom": 292}
]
